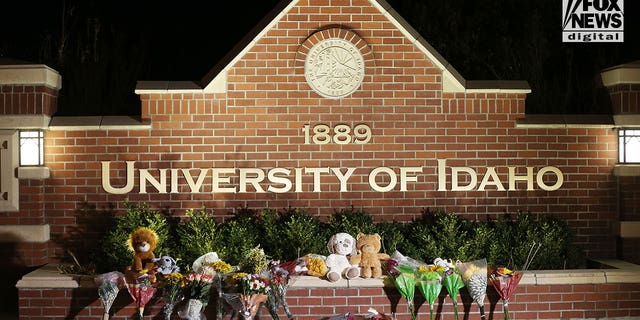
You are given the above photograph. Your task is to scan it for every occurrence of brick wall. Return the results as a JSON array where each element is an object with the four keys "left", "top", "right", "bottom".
[
  {"left": 0, "top": 0, "right": 629, "bottom": 271},
  {"left": 39, "top": 0, "right": 621, "bottom": 263},
  {"left": 3, "top": 0, "right": 640, "bottom": 318},
  {"left": 17, "top": 282, "right": 640, "bottom": 320},
  {"left": 0, "top": 85, "right": 58, "bottom": 116},
  {"left": 608, "top": 84, "right": 640, "bottom": 114}
]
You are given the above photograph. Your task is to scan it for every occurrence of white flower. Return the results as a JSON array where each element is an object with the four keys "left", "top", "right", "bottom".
[
  {"left": 434, "top": 258, "right": 455, "bottom": 271},
  {"left": 200, "top": 265, "right": 216, "bottom": 276}
]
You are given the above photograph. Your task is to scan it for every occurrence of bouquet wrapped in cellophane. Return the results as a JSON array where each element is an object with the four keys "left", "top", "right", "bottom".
[
  {"left": 457, "top": 258, "right": 488, "bottom": 320},
  {"left": 387, "top": 251, "right": 426, "bottom": 320}
]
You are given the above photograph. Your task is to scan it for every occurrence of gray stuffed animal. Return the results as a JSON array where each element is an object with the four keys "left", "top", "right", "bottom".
[{"left": 153, "top": 255, "right": 180, "bottom": 275}]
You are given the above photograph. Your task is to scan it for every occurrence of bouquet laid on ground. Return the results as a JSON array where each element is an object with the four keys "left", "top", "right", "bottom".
[
  {"left": 194, "top": 253, "right": 235, "bottom": 320},
  {"left": 222, "top": 272, "right": 271, "bottom": 320},
  {"left": 489, "top": 242, "right": 541, "bottom": 320},
  {"left": 95, "top": 271, "right": 125, "bottom": 320},
  {"left": 489, "top": 267, "right": 523, "bottom": 320},
  {"left": 457, "top": 258, "right": 488, "bottom": 320},
  {"left": 240, "top": 273, "right": 271, "bottom": 319},
  {"left": 178, "top": 272, "right": 214, "bottom": 320},
  {"left": 436, "top": 258, "right": 464, "bottom": 320},
  {"left": 124, "top": 269, "right": 158, "bottom": 319},
  {"left": 387, "top": 251, "right": 423, "bottom": 320},
  {"left": 265, "top": 261, "right": 293, "bottom": 320},
  {"left": 416, "top": 263, "right": 445, "bottom": 320},
  {"left": 158, "top": 272, "right": 185, "bottom": 320}
]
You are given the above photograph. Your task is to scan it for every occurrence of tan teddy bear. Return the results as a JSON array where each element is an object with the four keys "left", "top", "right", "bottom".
[{"left": 349, "top": 233, "right": 390, "bottom": 278}]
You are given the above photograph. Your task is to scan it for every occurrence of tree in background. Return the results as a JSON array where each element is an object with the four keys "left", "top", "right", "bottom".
[{"left": 1, "top": 0, "right": 637, "bottom": 115}]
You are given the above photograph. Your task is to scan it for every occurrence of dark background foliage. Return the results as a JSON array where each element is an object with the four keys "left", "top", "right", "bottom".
[{"left": 1, "top": 0, "right": 638, "bottom": 116}]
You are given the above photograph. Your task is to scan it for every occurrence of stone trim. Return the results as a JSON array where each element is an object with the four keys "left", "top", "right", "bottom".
[
  {"left": 0, "top": 64, "right": 62, "bottom": 90},
  {"left": 614, "top": 115, "right": 640, "bottom": 127},
  {"left": 17, "top": 166, "right": 50, "bottom": 180},
  {"left": 48, "top": 116, "right": 151, "bottom": 131},
  {"left": 516, "top": 114, "right": 614, "bottom": 128},
  {"left": 614, "top": 164, "right": 640, "bottom": 177},
  {"left": 601, "top": 61, "right": 640, "bottom": 87},
  {"left": 0, "top": 224, "right": 50, "bottom": 243},
  {"left": 620, "top": 221, "right": 640, "bottom": 238},
  {"left": 16, "top": 259, "right": 640, "bottom": 290},
  {"left": 0, "top": 115, "right": 51, "bottom": 130}
]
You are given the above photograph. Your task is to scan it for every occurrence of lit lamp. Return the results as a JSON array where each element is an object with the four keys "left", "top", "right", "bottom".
[
  {"left": 619, "top": 129, "right": 640, "bottom": 164},
  {"left": 19, "top": 130, "right": 44, "bottom": 166}
]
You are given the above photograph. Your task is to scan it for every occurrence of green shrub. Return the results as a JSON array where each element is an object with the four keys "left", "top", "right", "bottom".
[
  {"left": 276, "top": 207, "right": 328, "bottom": 260},
  {"left": 402, "top": 209, "right": 475, "bottom": 263},
  {"left": 327, "top": 206, "right": 378, "bottom": 236},
  {"left": 219, "top": 209, "right": 260, "bottom": 265},
  {"left": 256, "top": 208, "right": 284, "bottom": 260},
  {"left": 466, "top": 220, "right": 495, "bottom": 262},
  {"left": 509, "top": 212, "right": 585, "bottom": 269},
  {"left": 94, "top": 202, "right": 585, "bottom": 273},
  {"left": 485, "top": 215, "right": 516, "bottom": 266},
  {"left": 376, "top": 220, "right": 407, "bottom": 255},
  {"left": 174, "top": 207, "right": 224, "bottom": 271},
  {"left": 99, "top": 201, "right": 171, "bottom": 272}
]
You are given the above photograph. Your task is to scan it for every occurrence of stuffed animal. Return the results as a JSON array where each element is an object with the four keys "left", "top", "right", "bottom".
[
  {"left": 153, "top": 255, "right": 180, "bottom": 275},
  {"left": 349, "top": 233, "right": 391, "bottom": 278},
  {"left": 127, "top": 227, "right": 159, "bottom": 271},
  {"left": 325, "top": 232, "right": 360, "bottom": 282}
]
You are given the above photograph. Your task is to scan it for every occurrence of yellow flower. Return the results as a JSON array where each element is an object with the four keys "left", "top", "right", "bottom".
[
  {"left": 418, "top": 265, "right": 429, "bottom": 273},
  {"left": 462, "top": 265, "right": 481, "bottom": 282},
  {"left": 165, "top": 273, "right": 183, "bottom": 282},
  {"left": 212, "top": 260, "right": 233, "bottom": 274},
  {"left": 227, "top": 272, "right": 248, "bottom": 287},
  {"left": 306, "top": 257, "right": 327, "bottom": 277}
]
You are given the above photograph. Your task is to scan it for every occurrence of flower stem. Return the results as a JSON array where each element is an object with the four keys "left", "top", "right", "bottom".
[
  {"left": 504, "top": 300, "right": 510, "bottom": 320},
  {"left": 408, "top": 300, "right": 416, "bottom": 320},
  {"left": 452, "top": 300, "right": 459, "bottom": 320},
  {"left": 163, "top": 304, "right": 174, "bottom": 320},
  {"left": 429, "top": 303, "right": 434, "bottom": 320}
]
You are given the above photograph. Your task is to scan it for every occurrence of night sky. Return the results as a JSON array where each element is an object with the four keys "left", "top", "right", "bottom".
[{"left": 1, "top": 0, "right": 638, "bottom": 115}]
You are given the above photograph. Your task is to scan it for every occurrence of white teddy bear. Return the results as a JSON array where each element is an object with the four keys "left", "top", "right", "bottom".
[{"left": 325, "top": 232, "right": 360, "bottom": 282}]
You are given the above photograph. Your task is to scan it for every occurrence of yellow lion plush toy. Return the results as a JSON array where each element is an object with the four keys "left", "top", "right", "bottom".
[
  {"left": 349, "top": 233, "right": 390, "bottom": 278},
  {"left": 127, "top": 227, "right": 159, "bottom": 271}
]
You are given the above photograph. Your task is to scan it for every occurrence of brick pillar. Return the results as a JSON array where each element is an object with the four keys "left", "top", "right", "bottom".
[
  {"left": 602, "top": 62, "right": 640, "bottom": 264},
  {"left": 0, "top": 63, "right": 61, "bottom": 316},
  {"left": 601, "top": 61, "right": 640, "bottom": 115}
]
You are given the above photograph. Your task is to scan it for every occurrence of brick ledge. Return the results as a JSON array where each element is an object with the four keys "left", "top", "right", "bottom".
[{"left": 16, "top": 259, "right": 640, "bottom": 289}]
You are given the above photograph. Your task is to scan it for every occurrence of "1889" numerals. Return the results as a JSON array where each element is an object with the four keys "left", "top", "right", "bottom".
[{"left": 302, "top": 124, "right": 372, "bottom": 144}]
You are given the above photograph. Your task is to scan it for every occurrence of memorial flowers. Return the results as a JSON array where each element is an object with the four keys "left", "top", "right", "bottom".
[
  {"left": 489, "top": 242, "right": 541, "bottom": 320},
  {"left": 489, "top": 267, "right": 523, "bottom": 320},
  {"left": 391, "top": 265, "right": 417, "bottom": 320},
  {"left": 124, "top": 269, "right": 157, "bottom": 319},
  {"left": 239, "top": 273, "right": 271, "bottom": 320},
  {"left": 436, "top": 258, "right": 464, "bottom": 320},
  {"left": 457, "top": 258, "right": 488, "bottom": 320},
  {"left": 265, "top": 261, "right": 293, "bottom": 320},
  {"left": 95, "top": 271, "right": 124, "bottom": 320},
  {"left": 158, "top": 272, "right": 185, "bottom": 320},
  {"left": 416, "top": 264, "right": 444, "bottom": 320},
  {"left": 387, "top": 251, "right": 423, "bottom": 320},
  {"left": 178, "top": 272, "right": 214, "bottom": 320}
]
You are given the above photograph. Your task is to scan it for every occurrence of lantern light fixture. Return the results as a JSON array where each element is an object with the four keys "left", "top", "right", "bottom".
[
  {"left": 19, "top": 130, "right": 44, "bottom": 166},
  {"left": 619, "top": 128, "right": 640, "bottom": 164}
]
